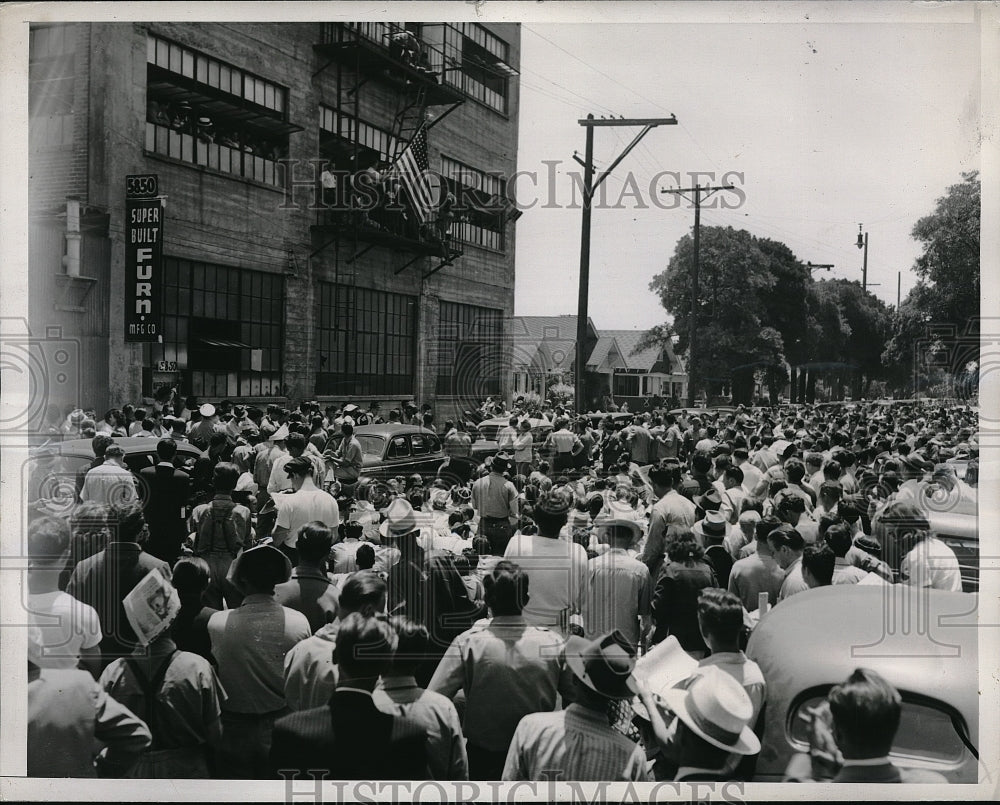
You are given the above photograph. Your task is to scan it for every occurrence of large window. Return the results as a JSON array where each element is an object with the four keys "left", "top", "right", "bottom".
[
  {"left": 145, "top": 34, "right": 297, "bottom": 187},
  {"left": 440, "top": 155, "right": 506, "bottom": 252},
  {"left": 436, "top": 301, "right": 503, "bottom": 396},
  {"left": 613, "top": 374, "right": 640, "bottom": 397},
  {"left": 29, "top": 24, "right": 77, "bottom": 150},
  {"left": 316, "top": 283, "right": 417, "bottom": 396},
  {"left": 441, "top": 23, "right": 514, "bottom": 114},
  {"left": 151, "top": 258, "right": 284, "bottom": 397}
]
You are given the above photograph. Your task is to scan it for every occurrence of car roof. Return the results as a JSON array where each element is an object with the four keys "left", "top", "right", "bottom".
[
  {"left": 747, "top": 586, "right": 978, "bottom": 726},
  {"left": 353, "top": 424, "right": 439, "bottom": 438},
  {"left": 46, "top": 437, "right": 204, "bottom": 459}
]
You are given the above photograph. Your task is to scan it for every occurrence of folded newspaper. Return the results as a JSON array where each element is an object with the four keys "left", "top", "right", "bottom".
[
  {"left": 631, "top": 635, "right": 698, "bottom": 720},
  {"left": 123, "top": 568, "right": 180, "bottom": 646}
]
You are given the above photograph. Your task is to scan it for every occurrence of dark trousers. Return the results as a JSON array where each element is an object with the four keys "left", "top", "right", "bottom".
[
  {"left": 478, "top": 517, "right": 513, "bottom": 557},
  {"left": 466, "top": 743, "right": 509, "bottom": 781}
]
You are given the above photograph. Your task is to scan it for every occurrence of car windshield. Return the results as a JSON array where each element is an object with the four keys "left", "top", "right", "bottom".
[{"left": 356, "top": 435, "right": 385, "bottom": 458}]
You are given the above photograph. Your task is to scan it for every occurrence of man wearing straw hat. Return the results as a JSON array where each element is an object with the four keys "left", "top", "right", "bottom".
[
  {"left": 636, "top": 665, "right": 760, "bottom": 782},
  {"left": 502, "top": 629, "right": 649, "bottom": 782}
]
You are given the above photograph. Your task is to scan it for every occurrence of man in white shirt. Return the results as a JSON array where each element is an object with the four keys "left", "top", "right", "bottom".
[
  {"left": 496, "top": 416, "right": 518, "bottom": 453},
  {"left": 27, "top": 516, "right": 102, "bottom": 676},
  {"left": 640, "top": 460, "right": 697, "bottom": 580},
  {"left": 880, "top": 501, "right": 962, "bottom": 591},
  {"left": 271, "top": 456, "right": 340, "bottom": 567},
  {"left": 504, "top": 487, "right": 588, "bottom": 636},
  {"left": 80, "top": 444, "right": 138, "bottom": 506}
]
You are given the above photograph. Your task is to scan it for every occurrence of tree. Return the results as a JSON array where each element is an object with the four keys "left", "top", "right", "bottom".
[
  {"left": 648, "top": 226, "right": 890, "bottom": 405},
  {"left": 883, "top": 172, "right": 980, "bottom": 396}
]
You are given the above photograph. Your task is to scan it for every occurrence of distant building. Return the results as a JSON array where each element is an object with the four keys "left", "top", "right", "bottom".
[
  {"left": 587, "top": 329, "right": 687, "bottom": 404},
  {"left": 509, "top": 315, "right": 598, "bottom": 398},
  {"left": 29, "top": 21, "right": 520, "bottom": 419}
]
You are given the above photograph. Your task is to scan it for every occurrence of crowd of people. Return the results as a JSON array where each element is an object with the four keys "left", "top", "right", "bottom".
[{"left": 25, "top": 391, "right": 979, "bottom": 782}]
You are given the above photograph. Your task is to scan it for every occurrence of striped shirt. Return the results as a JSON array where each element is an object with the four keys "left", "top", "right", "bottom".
[
  {"left": 582, "top": 549, "right": 651, "bottom": 648},
  {"left": 502, "top": 704, "right": 649, "bottom": 781}
]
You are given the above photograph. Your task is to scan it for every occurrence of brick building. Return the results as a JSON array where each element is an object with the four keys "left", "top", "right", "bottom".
[{"left": 28, "top": 21, "right": 520, "bottom": 421}]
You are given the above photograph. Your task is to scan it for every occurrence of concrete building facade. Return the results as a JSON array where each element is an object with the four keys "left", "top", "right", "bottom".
[{"left": 29, "top": 21, "right": 520, "bottom": 422}]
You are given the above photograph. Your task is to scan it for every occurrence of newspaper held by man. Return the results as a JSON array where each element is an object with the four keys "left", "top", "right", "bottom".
[{"left": 123, "top": 568, "right": 180, "bottom": 647}]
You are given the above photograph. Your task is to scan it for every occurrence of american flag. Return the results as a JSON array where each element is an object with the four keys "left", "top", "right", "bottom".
[{"left": 391, "top": 124, "right": 436, "bottom": 224}]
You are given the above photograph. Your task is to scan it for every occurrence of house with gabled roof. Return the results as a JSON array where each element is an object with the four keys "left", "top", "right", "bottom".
[
  {"left": 508, "top": 315, "right": 598, "bottom": 398},
  {"left": 587, "top": 329, "right": 688, "bottom": 403}
]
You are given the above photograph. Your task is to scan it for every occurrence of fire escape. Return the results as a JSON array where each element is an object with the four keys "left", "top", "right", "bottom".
[{"left": 310, "top": 22, "right": 467, "bottom": 279}]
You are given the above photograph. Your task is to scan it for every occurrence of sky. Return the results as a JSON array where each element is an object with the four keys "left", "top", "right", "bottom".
[{"left": 511, "top": 12, "right": 982, "bottom": 332}]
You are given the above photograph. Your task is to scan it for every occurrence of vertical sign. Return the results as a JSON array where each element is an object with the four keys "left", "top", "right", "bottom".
[{"left": 124, "top": 174, "right": 163, "bottom": 342}]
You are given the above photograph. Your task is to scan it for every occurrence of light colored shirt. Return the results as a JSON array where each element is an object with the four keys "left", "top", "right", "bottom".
[
  {"left": 900, "top": 537, "right": 962, "bottom": 591},
  {"left": 334, "top": 436, "right": 364, "bottom": 481},
  {"left": 27, "top": 591, "right": 102, "bottom": 669},
  {"left": 427, "top": 615, "right": 575, "bottom": 752},
  {"left": 504, "top": 534, "right": 589, "bottom": 632},
  {"left": 208, "top": 594, "right": 311, "bottom": 714},
  {"left": 832, "top": 556, "right": 869, "bottom": 585},
  {"left": 283, "top": 621, "right": 339, "bottom": 711},
  {"left": 471, "top": 473, "right": 518, "bottom": 520},
  {"left": 502, "top": 704, "right": 649, "bottom": 782},
  {"left": 497, "top": 425, "right": 517, "bottom": 451},
  {"left": 513, "top": 431, "right": 534, "bottom": 463},
  {"left": 582, "top": 549, "right": 651, "bottom": 647},
  {"left": 330, "top": 538, "right": 364, "bottom": 574},
  {"left": 641, "top": 490, "right": 697, "bottom": 572},
  {"left": 778, "top": 556, "right": 810, "bottom": 602},
  {"left": 546, "top": 430, "right": 580, "bottom": 454},
  {"left": 273, "top": 480, "right": 340, "bottom": 548},
  {"left": 727, "top": 553, "right": 785, "bottom": 611},
  {"left": 80, "top": 461, "right": 138, "bottom": 506},
  {"left": 373, "top": 676, "right": 469, "bottom": 781}
]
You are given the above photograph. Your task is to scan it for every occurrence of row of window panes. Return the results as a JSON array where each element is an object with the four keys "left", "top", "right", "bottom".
[
  {"left": 316, "top": 283, "right": 417, "bottom": 395},
  {"left": 440, "top": 156, "right": 503, "bottom": 197},
  {"left": 146, "top": 34, "right": 286, "bottom": 114},
  {"left": 455, "top": 22, "right": 509, "bottom": 62},
  {"left": 452, "top": 220, "right": 503, "bottom": 251},
  {"left": 30, "top": 114, "right": 75, "bottom": 149},
  {"left": 146, "top": 122, "right": 283, "bottom": 187},
  {"left": 319, "top": 106, "right": 400, "bottom": 162},
  {"left": 462, "top": 74, "right": 506, "bottom": 114},
  {"left": 29, "top": 25, "right": 75, "bottom": 61}
]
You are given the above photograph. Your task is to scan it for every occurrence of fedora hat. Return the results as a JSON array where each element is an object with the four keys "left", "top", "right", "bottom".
[
  {"left": 230, "top": 544, "right": 292, "bottom": 588},
  {"left": 594, "top": 516, "right": 643, "bottom": 543},
  {"left": 198, "top": 403, "right": 217, "bottom": 418},
  {"left": 698, "top": 510, "right": 729, "bottom": 538},
  {"left": 660, "top": 666, "right": 761, "bottom": 755},
  {"left": 269, "top": 423, "right": 290, "bottom": 442},
  {"left": 379, "top": 497, "right": 418, "bottom": 538},
  {"left": 695, "top": 487, "right": 723, "bottom": 512},
  {"left": 564, "top": 630, "right": 639, "bottom": 700}
]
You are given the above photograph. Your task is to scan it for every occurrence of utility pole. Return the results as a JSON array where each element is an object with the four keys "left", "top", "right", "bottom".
[
  {"left": 856, "top": 224, "right": 869, "bottom": 292},
  {"left": 806, "top": 262, "right": 834, "bottom": 274},
  {"left": 661, "top": 183, "right": 734, "bottom": 408},
  {"left": 897, "top": 271, "right": 901, "bottom": 308},
  {"left": 574, "top": 114, "right": 677, "bottom": 412}
]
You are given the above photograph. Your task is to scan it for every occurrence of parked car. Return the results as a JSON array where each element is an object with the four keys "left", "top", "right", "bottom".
[
  {"left": 26, "top": 437, "right": 206, "bottom": 511},
  {"left": 746, "top": 585, "right": 979, "bottom": 783},
  {"left": 354, "top": 424, "right": 449, "bottom": 481}
]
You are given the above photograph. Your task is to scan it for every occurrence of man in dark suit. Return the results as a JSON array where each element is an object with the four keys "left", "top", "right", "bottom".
[
  {"left": 269, "top": 613, "right": 430, "bottom": 780},
  {"left": 139, "top": 438, "right": 191, "bottom": 565},
  {"left": 65, "top": 502, "right": 171, "bottom": 667}
]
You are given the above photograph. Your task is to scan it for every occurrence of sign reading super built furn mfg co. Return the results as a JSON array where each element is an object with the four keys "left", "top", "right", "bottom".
[{"left": 124, "top": 174, "right": 163, "bottom": 343}]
